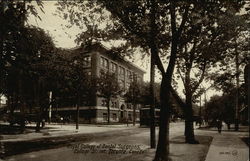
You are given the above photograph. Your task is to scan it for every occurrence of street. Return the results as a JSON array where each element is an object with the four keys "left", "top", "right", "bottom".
[{"left": 3, "top": 122, "right": 186, "bottom": 161}]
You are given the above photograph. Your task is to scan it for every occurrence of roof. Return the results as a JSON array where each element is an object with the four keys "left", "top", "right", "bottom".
[{"left": 70, "top": 42, "right": 146, "bottom": 74}]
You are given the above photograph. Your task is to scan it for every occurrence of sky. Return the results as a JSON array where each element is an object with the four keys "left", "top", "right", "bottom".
[
  {"left": 27, "top": 1, "right": 222, "bottom": 104},
  {"left": 27, "top": 1, "right": 152, "bottom": 80},
  {"left": 27, "top": 1, "right": 79, "bottom": 48}
]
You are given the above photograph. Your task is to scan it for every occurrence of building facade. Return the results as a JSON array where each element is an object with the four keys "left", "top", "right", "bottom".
[{"left": 54, "top": 43, "right": 145, "bottom": 123}]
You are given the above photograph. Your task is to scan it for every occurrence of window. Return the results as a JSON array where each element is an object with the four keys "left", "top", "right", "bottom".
[
  {"left": 83, "top": 56, "right": 91, "bottom": 66},
  {"left": 101, "top": 57, "right": 108, "bottom": 69},
  {"left": 127, "top": 103, "right": 132, "bottom": 109},
  {"left": 112, "top": 101, "right": 117, "bottom": 108},
  {"left": 101, "top": 100, "right": 107, "bottom": 106},
  {"left": 127, "top": 70, "right": 132, "bottom": 79},
  {"left": 119, "top": 66, "right": 125, "bottom": 76},
  {"left": 128, "top": 114, "right": 132, "bottom": 121},
  {"left": 110, "top": 62, "right": 117, "bottom": 73},
  {"left": 136, "top": 113, "right": 140, "bottom": 119},
  {"left": 103, "top": 113, "right": 108, "bottom": 121},
  {"left": 137, "top": 104, "right": 141, "bottom": 109},
  {"left": 112, "top": 113, "right": 117, "bottom": 121},
  {"left": 133, "top": 74, "right": 138, "bottom": 82},
  {"left": 126, "top": 70, "right": 129, "bottom": 78}
]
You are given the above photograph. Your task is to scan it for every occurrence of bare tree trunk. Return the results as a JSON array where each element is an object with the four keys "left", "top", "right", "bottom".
[
  {"left": 76, "top": 95, "right": 80, "bottom": 130},
  {"left": 154, "top": 76, "right": 171, "bottom": 161},
  {"left": 133, "top": 102, "right": 136, "bottom": 126},
  {"left": 35, "top": 78, "right": 41, "bottom": 132},
  {"left": 184, "top": 108, "right": 195, "bottom": 143},
  {"left": 18, "top": 71, "right": 25, "bottom": 133},
  {"left": 184, "top": 86, "right": 199, "bottom": 144},
  {"left": 154, "top": 1, "right": 189, "bottom": 160}
]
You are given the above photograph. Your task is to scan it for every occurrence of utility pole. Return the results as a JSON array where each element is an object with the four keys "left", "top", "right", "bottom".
[
  {"left": 48, "top": 91, "right": 52, "bottom": 124},
  {"left": 204, "top": 90, "right": 207, "bottom": 125},
  {"left": 149, "top": 0, "right": 157, "bottom": 149},
  {"left": 150, "top": 54, "right": 156, "bottom": 148},
  {"left": 200, "top": 85, "right": 212, "bottom": 126},
  {"left": 74, "top": 60, "right": 80, "bottom": 130},
  {"left": 76, "top": 102, "right": 79, "bottom": 130},
  {"left": 235, "top": 43, "right": 239, "bottom": 131},
  {"left": 199, "top": 92, "right": 202, "bottom": 128}
]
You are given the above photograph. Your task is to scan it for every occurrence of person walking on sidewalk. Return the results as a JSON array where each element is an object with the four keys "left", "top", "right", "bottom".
[{"left": 216, "top": 119, "right": 223, "bottom": 133}]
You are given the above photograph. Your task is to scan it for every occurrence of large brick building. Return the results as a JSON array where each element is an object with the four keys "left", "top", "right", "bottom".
[{"left": 54, "top": 43, "right": 145, "bottom": 123}]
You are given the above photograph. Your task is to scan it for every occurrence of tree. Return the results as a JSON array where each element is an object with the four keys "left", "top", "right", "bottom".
[
  {"left": 39, "top": 45, "right": 94, "bottom": 128},
  {"left": 208, "top": 7, "right": 249, "bottom": 130},
  {"left": 204, "top": 88, "right": 245, "bottom": 129},
  {"left": 124, "top": 80, "right": 142, "bottom": 126},
  {"left": 55, "top": 1, "right": 124, "bottom": 47},
  {"left": 0, "top": 0, "right": 47, "bottom": 133},
  {"left": 97, "top": 1, "right": 189, "bottom": 160},
  {"left": 55, "top": 1, "right": 247, "bottom": 160},
  {"left": 101, "top": 1, "right": 247, "bottom": 160},
  {"left": 1, "top": 25, "right": 56, "bottom": 132},
  {"left": 174, "top": 2, "right": 247, "bottom": 142},
  {"left": 96, "top": 71, "right": 122, "bottom": 123},
  {"left": 63, "top": 50, "right": 93, "bottom": 129},
  {"left": 0, "top": 0, "right": 43, "bottom": 77}
]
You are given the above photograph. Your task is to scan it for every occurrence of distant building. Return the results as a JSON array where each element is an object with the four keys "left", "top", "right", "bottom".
[{"left": 54, "top": 43, "right": 145, "bottom": 123}]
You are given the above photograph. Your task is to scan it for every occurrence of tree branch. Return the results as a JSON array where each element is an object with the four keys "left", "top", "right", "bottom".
[
  {"left": 153, "top": 52, "right": 165, "bottom": 75},
  {"left": 170, "top": 86, "right": 186, "bottom": 111},
  {"left": 105, "top": 3, "right": 148, "bottom": 42},
  {"left": 192, "top": 61, "right": 207, "bottom": 93},
  {"left": 176, "top": 60, "right": 185, "bottom": 85},
  {"left": 177, "top": 3, "right": 190, "bottom": 37}
]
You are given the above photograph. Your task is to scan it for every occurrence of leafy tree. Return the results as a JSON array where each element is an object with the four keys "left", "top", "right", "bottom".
[
  {"left": 124, "top": 80, "right": 143, "bottom": 126},
  {"left": 56, "top": 0, "right": 247, "bottom": 160},
  {"left": 208, "top": 7, "right": 249, "bottom": 130},
  {"left": 174, "top": 2, "right": 247, "bottom": 142},
  {"left": 96, "top": 71, "right": 122, "bottom": 123},
  {"left": 205, "top": 91, "right": 238, "bottom": 129},
  {"left": 0, "top": 0, "right": 46, "bottom": 132},
  {"left": 55, "top": 1, "right": 124, "bottom": 47},
  {"left": 101, "top": 1, "right": 247, "bottom": 160},
  {"left": 0, "top": 0, "right": 43, "bottom": 77},
  {"left": 1, "top": 25, "right": 56, "bottom": 132},
  {"left": 62, "top": 49, "right": 93, "bottom": 128},
  {"left": 97, "top": 2, "right": 190, "bottom": 160}
]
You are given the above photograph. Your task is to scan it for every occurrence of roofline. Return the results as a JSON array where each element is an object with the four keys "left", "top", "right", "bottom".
[{"left": 69, "top": 43, "right": 146, "bottom": 74}]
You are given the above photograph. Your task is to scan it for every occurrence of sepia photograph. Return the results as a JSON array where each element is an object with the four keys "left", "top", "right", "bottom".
[{"left": 0, "top": 0, "right": 249, "bottom": 161}]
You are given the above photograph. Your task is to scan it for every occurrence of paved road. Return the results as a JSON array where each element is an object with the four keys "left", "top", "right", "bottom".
[{"left": 3, "top": 122, "right": 185, "bottom": 161}]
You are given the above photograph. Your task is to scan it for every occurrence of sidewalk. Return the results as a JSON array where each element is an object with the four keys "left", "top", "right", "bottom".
[{"left": 204, "top": 126, "right": 249, "bottom": 161}]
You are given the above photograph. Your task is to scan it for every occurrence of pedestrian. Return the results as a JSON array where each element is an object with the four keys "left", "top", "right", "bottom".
[
  {"left": 42, "top": 119, "right": 45, "bottom": 128},
  {"left": 216, "top": 119, "right": 222, "bottom": 133}
]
